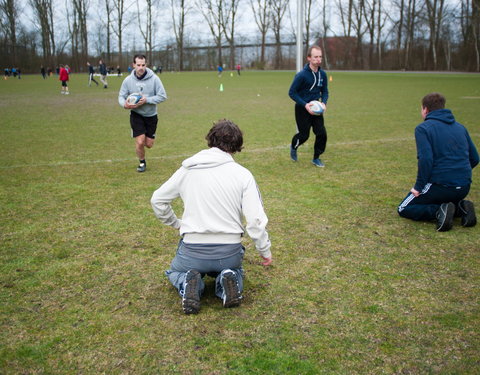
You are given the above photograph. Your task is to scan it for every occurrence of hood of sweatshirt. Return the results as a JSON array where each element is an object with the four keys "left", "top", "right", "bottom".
[
  {"left": 130, "top": 67, "right": 155, "bottom": 82},
  {"left": 182, "top": 147, "right": 234, "bottom": 170},
  {"left": 425, "top": 108, "right": 456, "bottom": 125}
]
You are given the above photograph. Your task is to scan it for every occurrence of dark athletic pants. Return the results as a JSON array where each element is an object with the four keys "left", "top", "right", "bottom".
[
  {"left": 291, "top": 104, "right": 327, "bottom": 159},
  {"left": 398, "top": 183, "right": 470, "bottom": 221}
]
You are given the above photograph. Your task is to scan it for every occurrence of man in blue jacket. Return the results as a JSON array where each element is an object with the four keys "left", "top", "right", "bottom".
[
  {"left": 398, "top": 93, "right": 479, "bottom": 231},
  {"left": 288, "top": 45, "right": 329, "bottom": 167}
]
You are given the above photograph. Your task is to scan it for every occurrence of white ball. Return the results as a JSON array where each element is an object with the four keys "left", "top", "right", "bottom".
[
  {"left": 309, "top": 100, "right": 325, "bottom": 115},
  {"left": 126, "top": 93, "right": 142, "bottom": 105}
]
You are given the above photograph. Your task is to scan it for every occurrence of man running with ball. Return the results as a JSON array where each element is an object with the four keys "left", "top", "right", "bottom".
[
  {"left": 119, "top": 54, "right": 167, "bottom": 172},
  {"left": 289, "top": 45, "right": 329, "bottom": 167}
]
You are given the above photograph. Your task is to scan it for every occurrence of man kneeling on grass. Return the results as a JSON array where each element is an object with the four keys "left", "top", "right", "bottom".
[
  {"left": 151, "top": 119, "right": 273, "bottom": 314},
  {"left": 398, "top": 92, "right": 479, "bottom": 232}
]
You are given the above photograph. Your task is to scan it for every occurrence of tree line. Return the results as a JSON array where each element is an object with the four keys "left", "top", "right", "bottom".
[{"left": 0, "top": 0, "right": 479, "bottom": 73}]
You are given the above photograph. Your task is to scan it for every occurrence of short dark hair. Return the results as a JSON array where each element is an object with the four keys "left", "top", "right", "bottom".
[
  {"left": 307, "top": 45, "right": 322, "bottom": 57},
  {"left": 422, "top": 93, "right": 446, "bottom": 112},
  {"left": 206, "top": 119, "right": 243, "bottom": 154},
  {"left": 133, "top": 54, "right": 147, "bottom": 63}
]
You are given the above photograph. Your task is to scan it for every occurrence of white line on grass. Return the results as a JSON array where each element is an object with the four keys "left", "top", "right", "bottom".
[{"left": 2, "top": 135, "right": 479, "bottom": 169}]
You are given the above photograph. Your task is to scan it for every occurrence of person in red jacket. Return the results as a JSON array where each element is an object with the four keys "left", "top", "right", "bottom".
[{"left": 59, "top": 65, "right": 69, "bottom": 95}]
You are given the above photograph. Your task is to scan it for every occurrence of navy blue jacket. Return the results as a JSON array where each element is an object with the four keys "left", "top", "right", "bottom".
[
  {"left": 414, "top": 109, "right": 479, "bottom": 192},
  {"left": 99, "top": 63, "right": 107, "bottom": 76},
  {"left": 288, "top": 63, "right": 328, "bottom": 107}
]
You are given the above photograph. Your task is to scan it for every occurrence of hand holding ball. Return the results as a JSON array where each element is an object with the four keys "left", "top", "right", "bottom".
[
  {"left": 126, "top": 93, "right": 142, "bottom": 105},
  {"left": 309, "top": 101, "right": 326, "bottom": 115}
]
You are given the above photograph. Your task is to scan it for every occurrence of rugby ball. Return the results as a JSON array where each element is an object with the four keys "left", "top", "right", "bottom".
[
  {"left": 126, "top": 93, "right": 142, "bottom": 105},
  {"left": 309, "top": 100, "right": 325, "bottom": 115}
]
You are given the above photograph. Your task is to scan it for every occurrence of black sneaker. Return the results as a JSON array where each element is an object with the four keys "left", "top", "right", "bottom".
[
  {"left": 436, "top": 202, "right": 455, "bottom": 232},
  {"left": 458, "top": 200, "right": 477, "bottom": 227},
  {"left": 220, "top": 269, "right": 242, "bottom": 308},
  {"left": 182, "top": 270, "right": 201, "bottom": 314},
  {"left": 137, "top": 162, "right": 146, "bottom": 172}
]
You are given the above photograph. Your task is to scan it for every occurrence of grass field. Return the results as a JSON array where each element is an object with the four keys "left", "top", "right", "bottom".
[{"left": 1, "top": 70, "right": 479, "bottom": 374}]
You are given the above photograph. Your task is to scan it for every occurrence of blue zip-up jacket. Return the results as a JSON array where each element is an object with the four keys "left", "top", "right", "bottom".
[
  {"left": 414, "top": 108, "right": 479, "bottom": 192},
  {"left": 288, "top": 63, "right": 328, "bottom": 107}
]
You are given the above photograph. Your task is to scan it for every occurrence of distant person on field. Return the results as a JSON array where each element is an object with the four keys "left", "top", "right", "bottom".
[
  {"left": 59, "top": 64, "right": 69, "bottom": 95},
  {"left": 151, "top": 119, "right": 272, "bottom": 315},
  {"left": 118, "top": 54, "right": 167, "bottom": 173},
  {"left": 289, "top": 45, "right": 329, "bottom": 167},
  {"left": 117, "top": 65, "right": 121, "bottom": 76},
  {"left": 398, "top": 93, "right": 479, "bottom": 231},
  {"left": 236, "top": 64, "right": 241, "bottom": 75},
  {"left": 41, "top": 65, "right": 46, "bottom": 79},
  {"left": 217, "top": 64, "right": 223, "bottom": 77},
  {"left": 87, "top": 62, "right": 99, "bottom": 87},
  {"left": 99, "top": 59, "right": 108, "bottom": 88}
]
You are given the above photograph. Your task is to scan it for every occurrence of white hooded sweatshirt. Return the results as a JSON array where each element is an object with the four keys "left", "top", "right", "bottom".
[{"left": 151, "top": 147, "right": 271, "bottom": 258}]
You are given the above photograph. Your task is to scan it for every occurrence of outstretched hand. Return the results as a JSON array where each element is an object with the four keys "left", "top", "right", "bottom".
[{"left": 261, "top": 256, "right": 272, "bottom": 266}]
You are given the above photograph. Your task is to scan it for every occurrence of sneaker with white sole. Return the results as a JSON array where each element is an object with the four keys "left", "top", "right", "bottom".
[
  {"left": 220, "top": 269, "right": 242, "bottom": 308},
  {"left": 137, "top": 162, "right": 146, "bottom": 172},
  {"left": 182, "top": 270, "right": 201, "bottom": 314},
  {"left": 436, "top": 202, "right": 455, "bottom": 232},
  {"left": 312, "top": 158, "right": 325, "bottom": 167},
  {"left": 458, "top": 200, "right": 477, "bottom": 227}
]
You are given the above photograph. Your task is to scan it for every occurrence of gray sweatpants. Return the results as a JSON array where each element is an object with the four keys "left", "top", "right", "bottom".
[{"left": 165, "top": 241, "right": 244, "bottom": 299}]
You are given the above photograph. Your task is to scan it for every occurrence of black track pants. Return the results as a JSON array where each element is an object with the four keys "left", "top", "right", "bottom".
[{"left": 291, "top": 104, "right": 327, "bottom": 159}]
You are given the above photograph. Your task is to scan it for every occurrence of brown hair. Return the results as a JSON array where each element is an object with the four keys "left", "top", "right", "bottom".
[
  {"left": 307, "top": 45, "right": 322, "bottom": 57},
  {"left": 206, "top": 119, "right": 243, "bottom": 154},
  {"left": 422, "top": 93, "right": 446, "bottom": 112},
  {"left": 133, "top": 54, "right": 147, "bottom": 63}
]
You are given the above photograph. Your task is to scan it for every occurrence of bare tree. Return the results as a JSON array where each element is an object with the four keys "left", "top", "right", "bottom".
[
  {"left": 319, "top": 0, "right": 331, "bottom": 69},
  {"left": 363, "top": 0, "right": 377, "bottom": 68},
  {"left": 0, "top": 0, "right": 19, "bottom": 65},
  {"left": 221, "top": 0, "right": 240, "bottom": 69},
  {"left": 459, "top": 0, "right": 480, "bottom": 71},
  {"left": 375, "top": 0, "right": 388, "bottom": 68},
  {"left": 424, "top": 0, "right": 446, "bottom": 69},
  {"left": 136, "top": 0, "right": 156, "bottom": 63},
  {"left": 352, "top": 0, "right": 367, "bottom": 68},
  {"left": 66, "top": 0, "right": 80, "bottom": 65},
  {"left": 104, "top": 0, "right": 113, "bottom": 62},
  {"left": 70, "top": 0, "right": 89, "bottom": 69},
  {"left": 198, "top": 0, "right": 224, "bottom": 67},
  {"left": 270, "top": 0, "right": 288, "bottom": 69},
  {"left": 249, "top": 0, "right": 270, "bottom": 68},
  {"left": 394, "top": 0, "right": 405, "bottom": 53},
  {"left": 171, "top": 0, "right": 191, "bottom": 70},
  {"left": 363, "top": 0, "right": 387, "bottom": 68},
  {"left": 30, "top": 0, "right": 56, "bottom": 66},
  {"left": 336, "top": 0, "right": 354, "bottom": 67},
  {"left": 403, "top": 0, "right": 419, "bottom": 69},
  {"left": 112, "top": 0, "right": 133, "bottom": 67}
]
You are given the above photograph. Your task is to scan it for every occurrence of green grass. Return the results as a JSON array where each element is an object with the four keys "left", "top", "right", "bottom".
[{"left": 1, "top": 70, "right": 479, "bottom": 374}]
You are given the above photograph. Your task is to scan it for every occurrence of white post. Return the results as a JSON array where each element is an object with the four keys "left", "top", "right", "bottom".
[{"left": 296, "top": 0, "right": 304, "bottom": 72}]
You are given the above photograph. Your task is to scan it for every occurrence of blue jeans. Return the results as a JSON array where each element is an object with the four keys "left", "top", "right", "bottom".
[
  {"left": 165, "top": 241, "right": 244, "bottom": 299},
  {"left": 398, "top": 183, "right": 470, "bottom": 221}
]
